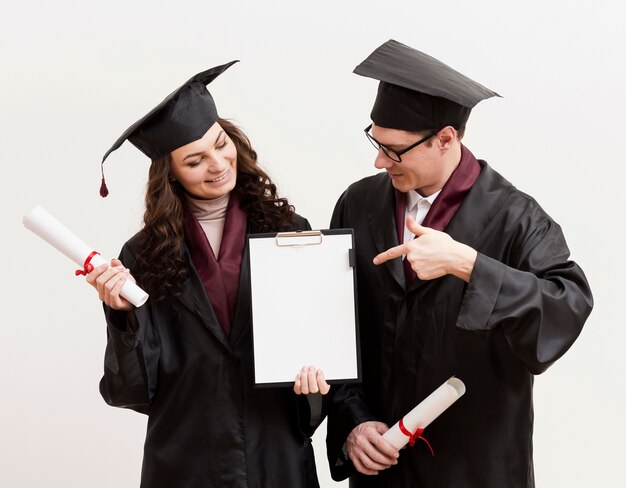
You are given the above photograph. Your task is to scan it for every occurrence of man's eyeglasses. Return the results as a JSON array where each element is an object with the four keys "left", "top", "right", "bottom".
[{"left": 364, "top": 124, "right": 440, "bottom": 163}]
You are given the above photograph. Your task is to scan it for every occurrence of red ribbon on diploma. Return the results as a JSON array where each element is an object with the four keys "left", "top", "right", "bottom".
[
  {"left": 398, "top": 417, "right": 435, "bottom": 456},
  {"left": 75, "top": 251, "right": 100, "bottom": 276}
]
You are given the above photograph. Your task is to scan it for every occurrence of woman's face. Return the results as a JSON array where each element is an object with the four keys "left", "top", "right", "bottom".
[{"left": 170, "top": 122, "right": 237, "bottom": 199}]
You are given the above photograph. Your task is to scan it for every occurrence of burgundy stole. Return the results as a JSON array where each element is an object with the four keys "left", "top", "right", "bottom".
[
  {"left": 394, "top": 144, "right": 482, "bottom": 284},
  {"left": 183, "top": 195, "right": 247, "bottom": 335}
]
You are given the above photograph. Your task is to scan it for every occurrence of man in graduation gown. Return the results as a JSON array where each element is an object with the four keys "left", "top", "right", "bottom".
[{"left": 326, "top": 40, "right": 593, "bottom": 487}]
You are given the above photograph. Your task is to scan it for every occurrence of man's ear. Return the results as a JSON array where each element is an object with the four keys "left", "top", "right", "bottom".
[{"left": 436, "top": 126, "right": 457, "bottom": 151}]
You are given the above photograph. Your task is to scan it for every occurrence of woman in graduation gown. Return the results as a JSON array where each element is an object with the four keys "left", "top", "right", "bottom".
[{"left": 86, "top": 61, "right": 328, "bottom": 488}]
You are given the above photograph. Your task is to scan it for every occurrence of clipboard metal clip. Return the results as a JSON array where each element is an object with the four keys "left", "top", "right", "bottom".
[{"left": 275, "top": 230, "right": 323, "bottom": 247}]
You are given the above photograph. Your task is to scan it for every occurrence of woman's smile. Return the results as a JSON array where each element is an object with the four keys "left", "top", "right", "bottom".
[{"left": 205, "top": 168, "right": 231, "bottom": 184}]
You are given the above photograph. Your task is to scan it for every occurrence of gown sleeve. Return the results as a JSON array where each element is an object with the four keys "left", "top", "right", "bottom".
[
  {"left": 98, "top": 241, "right": 161, "bottom": 415},
  {"left": 456, "top": 215, "right": 593, "bottom": 374}
]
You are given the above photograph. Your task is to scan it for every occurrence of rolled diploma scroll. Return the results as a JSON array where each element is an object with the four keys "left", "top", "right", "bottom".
[
  {"left": 23, "top": 206, "right": 149, "bottom": 307},
  {"left": 382, "top": 377, "right": 466, "bottom": 449}
]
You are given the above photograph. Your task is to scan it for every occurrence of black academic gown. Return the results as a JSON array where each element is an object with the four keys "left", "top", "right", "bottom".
[
  {"left": 326, "top": 161, "right": 593, "bottom": 488},
  {"left": 100, "top": 215, "right": 321, "bottom": 488}
]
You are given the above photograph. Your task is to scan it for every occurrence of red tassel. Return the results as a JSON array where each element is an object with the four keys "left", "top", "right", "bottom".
[{"left": 100, "top": 176, "right": 109, "bottom": 197}]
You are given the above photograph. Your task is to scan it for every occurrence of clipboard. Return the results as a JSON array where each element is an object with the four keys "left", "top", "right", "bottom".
[{"left": 248, "top": 228, "right": 360, "bottom": 386}]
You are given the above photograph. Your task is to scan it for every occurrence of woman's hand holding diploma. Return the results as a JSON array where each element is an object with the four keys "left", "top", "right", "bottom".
[
  {"left": 22, "top": 206, "right": 149, "bottom": 307},
  {"left": 86, "top": 258, "right": 135, "bottom": 311}
]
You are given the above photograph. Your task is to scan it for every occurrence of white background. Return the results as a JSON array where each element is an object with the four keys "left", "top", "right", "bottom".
[{"left": 2, "top": 1, "right": 624, "bottom": 486}]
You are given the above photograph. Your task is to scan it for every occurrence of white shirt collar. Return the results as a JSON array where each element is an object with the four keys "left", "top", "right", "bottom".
[{"left": 406, "top": 189, "right": 441, "bottom": 212}]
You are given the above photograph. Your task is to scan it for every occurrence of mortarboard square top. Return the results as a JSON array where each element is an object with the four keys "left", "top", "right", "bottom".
[
  {"left": 102, "top": 60, "right": 239, "bottom": 164},
  {"left": 354, "top": 40, "right": 500, "bottom": 131}
]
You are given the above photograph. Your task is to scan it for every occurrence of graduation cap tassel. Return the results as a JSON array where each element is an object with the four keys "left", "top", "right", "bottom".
[{"left": 99, "top": 161, "right": 109, "bottom": 197}]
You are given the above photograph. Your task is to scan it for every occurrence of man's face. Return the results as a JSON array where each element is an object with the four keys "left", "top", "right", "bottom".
[{"left": 371, "top": 124, "right": 444, "bottom": 196}]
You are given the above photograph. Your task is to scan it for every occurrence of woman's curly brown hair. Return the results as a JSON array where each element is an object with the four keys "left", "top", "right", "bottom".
[{"left": 133, "top": 118, "right": 295, "bottom": 302}]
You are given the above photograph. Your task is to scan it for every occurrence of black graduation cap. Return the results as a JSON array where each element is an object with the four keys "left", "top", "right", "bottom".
[
  {"left": 354, "top": 40, "right": 500, "bottom": 132},
  {"left": 99, "top": 60, "right": 239, "bottom": 196}
]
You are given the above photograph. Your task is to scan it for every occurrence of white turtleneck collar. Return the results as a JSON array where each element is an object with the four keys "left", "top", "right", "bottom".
[{"left": 185, "top": 192, "right": 230, "bottom": 257}]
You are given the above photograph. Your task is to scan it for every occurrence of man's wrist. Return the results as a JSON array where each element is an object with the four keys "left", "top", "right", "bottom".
[{"left": 449, "top": 243, "right": 477, "bottom": 282}]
